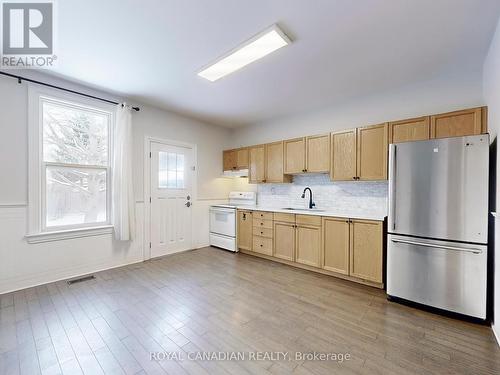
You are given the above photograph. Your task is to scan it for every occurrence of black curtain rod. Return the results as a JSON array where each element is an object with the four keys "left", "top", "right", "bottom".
[{"left": 0, "top": 71, "right": 140, "bottom": 111}]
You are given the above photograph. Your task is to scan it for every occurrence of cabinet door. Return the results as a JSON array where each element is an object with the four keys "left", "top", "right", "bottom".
[
  {"left": 330, "top": 130, "right": 356, "bottom": 181},
  {"left": 237, "top": 211, "right": 252, "bottom": 251},
  {"left": 296, "top": 224, "right": 321, "bottom": 268},
  {"left": 284, "top": 138, "right": 306, "bottom": 174},
  {"left": 357, "top": 123, "right": 388, "bottom": 180},
  {"left": 274, "top": 222, "right": 295, "bottom": 261},
  {"left": 236, "top": 148, "right": 249, "bottom": 169},
  {"left": 223, "top": 150, "right": 236, "bottom": 171},
  {"left": 249, "top": 145, "right": 265, "bottom": 183},
  {"left": 430, "top": 107, "right": 484, "bottom": 139},
  {"left": 349, "top": 219, "right": 383, "bottom": 283},
  {"left": 389, "top": 116, "right": 430, "bottom": 144},
  {"left": 323, "top": 218, "right": 349, "bottom": 275},
  {"left": 266, "top": 141, "right": 290, "bottom": 183},
  {"left": 306, "top": 134, "right": 330, "bottom": 173}
]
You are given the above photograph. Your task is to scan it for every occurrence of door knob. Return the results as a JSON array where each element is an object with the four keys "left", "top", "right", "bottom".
[
  {"left": 185, "top": 202, "right": 192, "bottom": 207},
  {"left": 187, "top": 195, "right": 191, "bottom": 200}
]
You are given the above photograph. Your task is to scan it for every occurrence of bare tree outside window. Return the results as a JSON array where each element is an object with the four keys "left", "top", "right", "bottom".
[{"left": 42, "top": 100, "right": 110, "bottom": 228}]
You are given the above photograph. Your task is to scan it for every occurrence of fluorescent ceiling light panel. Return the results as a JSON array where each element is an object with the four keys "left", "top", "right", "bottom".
[{"left": 198, "top": 25, "right": 291, "bottom": 82}]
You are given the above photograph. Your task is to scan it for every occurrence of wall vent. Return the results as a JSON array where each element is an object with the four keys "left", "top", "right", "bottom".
[{"left": 67, "top": 275, "right": 95, "bottom": 285}]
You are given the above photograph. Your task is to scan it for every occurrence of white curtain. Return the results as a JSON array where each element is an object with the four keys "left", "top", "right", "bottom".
[{"left": 112, "top": 104, "right": 135, "bottom": 241}]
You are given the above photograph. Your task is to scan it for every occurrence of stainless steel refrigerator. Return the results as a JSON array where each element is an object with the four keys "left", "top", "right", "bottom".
[{"left": 387, "top": 134, "right": 489, "bottom": 319}]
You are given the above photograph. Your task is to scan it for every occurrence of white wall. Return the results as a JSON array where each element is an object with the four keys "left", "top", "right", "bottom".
[
  {"left": 230, "top": 71, "right": 485, "bottom": 147},
  {"left": 0, "top": 72, "right": 232, "bottom": 294},
  {"left": 483, "top": 15, "right": 500, "bottom": 342}
]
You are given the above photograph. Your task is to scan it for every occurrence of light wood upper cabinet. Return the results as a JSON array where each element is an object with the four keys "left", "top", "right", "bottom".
[
  {"left": 237, "top": 210, "right": 252, "bottom": 251},
  {"left": 273, "top": 221, "right": 295, "bottom": 261},
  {"left": 223, "top": 148, "right": 248, "bottom": 170},
  {"left": 431, "top": 107, "right": 486, "bottom": 139},
  {"left": 389, "top": 116, "right": 430, "bottom": 144},
  {"left": 248, "top": 145, "right": 266, "bottom": 183},
  {"left": 236, "top": 148, "right": 248, "bottom": 169},
  {"left": 349, "top": 219, "right": 383, "bottom": 283},
  {"left": 265, "top": 141, "right": 291, "bottom": 183},
  {"left": 223, "top": 150, "right": 237, "bottom": 171},
  {"left": 357, "top": 123, "right": 388, "bottom": 181},
  {"left": 284, "top": 138, "right": 306, "bottom": 174},
  {"left": 322, "top": 217, "right": 350, "bottom": 275},
  {"left": 296, "top": 223, "right": 321, "bottom": 268},
  {"left": 331, "top": 129, "right": 357, "bottom": 181},
  {"left": 306, "top": 134, "right": 330, "bottom": 173}
]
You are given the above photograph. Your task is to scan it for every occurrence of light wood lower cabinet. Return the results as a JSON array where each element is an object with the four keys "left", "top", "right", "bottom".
[
  {"left": 349, "top": 219, "right": 383, "bottom": 283},
  {"left": 273, "top": 221, "right": 295, "bottom": 261},
  {"left": 322, "top": 217, "right": 350, "bottom": 275},
  {"left": 237, "top": 210, "right": 252, "bottom": 251},
  {"left": 296, "top": 224, "right": 321, "bottom": 267},
  {"left": 239, "top": 211, "right": 384, "bottom": 288}
]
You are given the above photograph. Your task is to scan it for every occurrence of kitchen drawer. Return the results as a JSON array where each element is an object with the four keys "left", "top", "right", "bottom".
[
  {"left": 296, "top": 214, "right": 322, "bottom": 226},
  {"left": 253, "top": 227, "right": 273, "bottom": 238},
  {"left": 253, "top": 236, "right": 273, "bottom": 255},
  {"left": 253, "top": 218, "right": 273, "bottom": 229},
  {"left": 254, "top": 211, "right": 273, "bottom": 220},
  {"left": 274, "top": 212, "right": 295, "bottom": 223}
]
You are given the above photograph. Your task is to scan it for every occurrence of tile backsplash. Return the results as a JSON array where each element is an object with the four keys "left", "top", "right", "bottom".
[{"left": 257, "top": 174, "right": 387, "bottom": 215}]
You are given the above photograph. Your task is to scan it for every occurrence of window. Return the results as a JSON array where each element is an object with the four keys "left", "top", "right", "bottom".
[
  {"left": 158, "top": 151, "right": 184, "bottom": 189},
  {"left": 28, "top": 87, "right": 114, "bottom": 239}
]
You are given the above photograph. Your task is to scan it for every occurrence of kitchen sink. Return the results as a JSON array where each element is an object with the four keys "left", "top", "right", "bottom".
[{"left": 281, "top": 207, "right": 325, "bottom": 212}]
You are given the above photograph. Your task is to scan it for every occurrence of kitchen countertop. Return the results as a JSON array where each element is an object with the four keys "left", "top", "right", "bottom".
[{"left": 236, "top": 205, "right": 386, "bottom": 221}]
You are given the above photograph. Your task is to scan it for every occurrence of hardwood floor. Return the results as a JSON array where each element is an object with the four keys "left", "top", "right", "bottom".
[{"left": 1, "top": 247, "right": 499, "bottom": 374}]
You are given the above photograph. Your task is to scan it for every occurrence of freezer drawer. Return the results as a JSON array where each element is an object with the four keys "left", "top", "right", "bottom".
[
  {"left": 388, "top": 135, "right": 489, "bottom": 243},
  {"left": 387, "top": 234, "right": 487, "bottom": 319}
]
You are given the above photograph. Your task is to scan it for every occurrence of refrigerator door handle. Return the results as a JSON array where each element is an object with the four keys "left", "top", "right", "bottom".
[
  {"left": 389, "top": 144, "right": 397, "bottom": 230},
  {"left": 391, "top": 238, "right": 482, "bottom": 254}
]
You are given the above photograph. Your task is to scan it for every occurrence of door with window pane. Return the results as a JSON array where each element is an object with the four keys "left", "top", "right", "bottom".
[{"left": 150, "top": 141, "right": 193, "bottom": 257}]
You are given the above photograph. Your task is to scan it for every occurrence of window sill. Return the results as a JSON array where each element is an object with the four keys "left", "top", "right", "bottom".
[{"left": 25, "top": 225, "right": 114, "bottom": 244}]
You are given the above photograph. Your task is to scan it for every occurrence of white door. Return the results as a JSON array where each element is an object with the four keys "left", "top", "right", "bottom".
[{"left": 150, "top": 141, "right": 194, "bottom": 257}]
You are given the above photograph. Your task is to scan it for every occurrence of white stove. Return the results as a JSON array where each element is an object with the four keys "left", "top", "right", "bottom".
[{"left": 209, "top": 192, "right": 256, "bottom": 252}]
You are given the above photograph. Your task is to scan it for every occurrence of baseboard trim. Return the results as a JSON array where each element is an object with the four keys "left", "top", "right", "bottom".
[
  {"left": 493, "top": 323, "right": 500, "bottom": 347},
  {"left": 0, "top": 257, "right": 144, "bottom": 295}
]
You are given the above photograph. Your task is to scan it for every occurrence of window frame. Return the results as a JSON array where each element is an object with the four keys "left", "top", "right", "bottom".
[{"left": 27, "top": 85, "right": 115, "bottom": 240}]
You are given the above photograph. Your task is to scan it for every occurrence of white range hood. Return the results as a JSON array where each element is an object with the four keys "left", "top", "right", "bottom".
[{"left": 221, "top": 169, "right": 249, "bottom": 178}]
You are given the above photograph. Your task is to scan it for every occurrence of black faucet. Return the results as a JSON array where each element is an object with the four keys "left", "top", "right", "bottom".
[{"left": 301, "top": 187, "right": 316, "bottom": 209}]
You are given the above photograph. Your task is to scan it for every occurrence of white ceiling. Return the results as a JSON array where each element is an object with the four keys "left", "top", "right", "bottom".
[{"left": 44, "top": 0, "right": 500, "bottom": 127}]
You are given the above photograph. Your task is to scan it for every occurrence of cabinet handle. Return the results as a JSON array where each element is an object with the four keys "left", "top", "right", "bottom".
[
  {"left": 260, "top": 223, "right": 263, "bottom": 225},
  {"left": 345, "top": 220, "right": 349, "bottom": 223},
  {"left": 261, "top": 231, "right": 263, "bottom": 235},
  {"left": 352, "top": 176, "right": 356, "bottom": 180}
]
